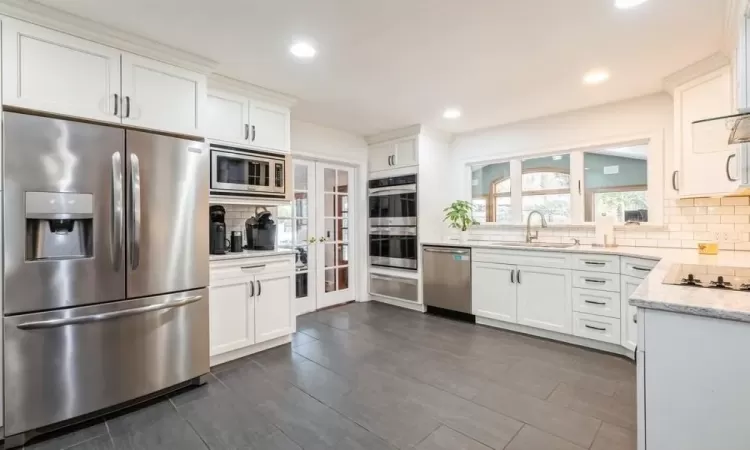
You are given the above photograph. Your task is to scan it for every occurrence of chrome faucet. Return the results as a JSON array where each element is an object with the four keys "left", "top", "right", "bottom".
[{"left": 526, "top": 210, "right": 548, "bottom": 243}]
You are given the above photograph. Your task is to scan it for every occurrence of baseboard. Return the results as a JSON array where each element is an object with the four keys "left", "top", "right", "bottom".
[
  {"left": 370, "top": 295, "right": 426, "bottom": 313},
  {"left": 210, "top": 335, "right": 292, "bottom": 367},
  {"left": 476, "top": 316, "right": 635, "bottom": 359}
]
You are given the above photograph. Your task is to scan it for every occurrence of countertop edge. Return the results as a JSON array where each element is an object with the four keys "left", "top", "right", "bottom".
[
  {"left": 209, "top": 249, "right": 296, "bottom": 262},
  {"left": 629, "top": 296, "right": 750, "bottom": 323},
  {"left": 420, "top": 241, "right": 662, "bottom": 260}
]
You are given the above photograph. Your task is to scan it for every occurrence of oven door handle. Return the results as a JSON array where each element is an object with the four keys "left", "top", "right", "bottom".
[
  {"left": 369, "top": 186, "right": 417, "bottom": 196},
  {"left": 16, "top": 295, "right": 203, "bottom": 330}
]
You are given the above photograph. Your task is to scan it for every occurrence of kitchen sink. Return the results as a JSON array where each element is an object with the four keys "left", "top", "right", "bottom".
[{"left": 488, "top": 241, "right": 577, "bottom": 249}]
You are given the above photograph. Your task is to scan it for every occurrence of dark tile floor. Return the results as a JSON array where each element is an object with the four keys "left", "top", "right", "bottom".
[{"left": 22, "top": 302, "right": 637, "bottom": 450}]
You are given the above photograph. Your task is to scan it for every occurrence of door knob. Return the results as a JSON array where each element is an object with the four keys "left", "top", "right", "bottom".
[
  {"left": 319, "top": 237, "right": 327, "bottom": 243},
  {"left": 308, "top": 237, "right": 317, "bottom": 244}
]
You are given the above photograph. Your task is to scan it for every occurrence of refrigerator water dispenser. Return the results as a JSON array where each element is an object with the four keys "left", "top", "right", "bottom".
[{"left": 25, "top": 192, "right": 94, "bottom": 260}]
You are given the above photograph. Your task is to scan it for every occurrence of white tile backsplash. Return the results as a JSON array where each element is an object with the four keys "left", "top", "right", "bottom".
[{"left": 466, "top": 196, "right": 750, "bottom": 251}]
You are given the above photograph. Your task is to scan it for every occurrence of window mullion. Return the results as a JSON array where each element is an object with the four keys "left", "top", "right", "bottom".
[{"left": 510, "top": 159, "right": 523, "bottom": 224}]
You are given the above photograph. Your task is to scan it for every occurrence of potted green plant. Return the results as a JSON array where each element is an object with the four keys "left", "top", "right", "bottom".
[{"left": 443, "top": 200, "right": 479, "bottom": 243}]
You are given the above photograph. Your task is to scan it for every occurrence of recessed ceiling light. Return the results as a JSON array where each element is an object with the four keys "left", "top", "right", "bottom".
[
  {"left": 615, "top": 0, "right": 648, "bottom": 9},
  {"left": 290, "top": 41, "right": 316, "bottom": 59},
  {"left": 583, "top": 69, "right": 610, "bottom": 85},
  {"left": 443, "top": 108, "right": 461, "bottom": 119}
]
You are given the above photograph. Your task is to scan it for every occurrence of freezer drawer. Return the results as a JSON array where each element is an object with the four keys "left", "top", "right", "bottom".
[{"left": 3, "top": 288, "right": 209, "bottom": 436}]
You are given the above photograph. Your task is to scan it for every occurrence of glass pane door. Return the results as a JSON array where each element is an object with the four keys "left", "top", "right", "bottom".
[
  {"left": 316, "top": 164, "right": 354, "bottom": 309},
  {"left": 277, "top": 160, "right": 316, "bottom": 315}
]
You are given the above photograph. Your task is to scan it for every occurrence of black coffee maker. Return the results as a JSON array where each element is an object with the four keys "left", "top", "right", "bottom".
[
  {"left": 245, "top": 208, "right": 277, "bottom": 251},
  {"left": 209, "top": 205, "right": 227, "bottom": 255}
]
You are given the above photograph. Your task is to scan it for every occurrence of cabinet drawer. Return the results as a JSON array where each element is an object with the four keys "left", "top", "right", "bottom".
[
  {"left": 473, "top": 248, "right": 571, "bottom": 269},
  {"left": 572, "top": 270, "right": 620, "bottom": 292},
  {"left": 572, "top": 254, "right": 620, "bottom": 274},
  {"left": 621, "top": 257, "right": 658, "bottom": 279},
  {"left": 573, "top": 312, "right": 621, "bottom": 345},
  {"left": 572, "top": 288, "right": 621, "bottom": 318},
  {"left": 369, "top": 273, "right": 418, "bottom": 303},
  {"left": 210, "top": 256, "right": 294, "bottom": 283}
]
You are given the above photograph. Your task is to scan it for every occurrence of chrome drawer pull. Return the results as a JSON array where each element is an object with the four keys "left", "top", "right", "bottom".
[
  {"left": 585, "top": 324, "right": 607, "bottom": 332},
  {"left": 584, "top": 278, "right": 606, "bottom": 284},
  {"left": 17, "top": 296, "right": 203, "bottom": 330},
  {"left": 241, "top": 264, "right": 266, "bottom": 270},
  {"left": 632, "top": 266, "right": 650, "bottom": 272},
  {"left": 584, "top": 261, "right": 606, "bottom": 266}
]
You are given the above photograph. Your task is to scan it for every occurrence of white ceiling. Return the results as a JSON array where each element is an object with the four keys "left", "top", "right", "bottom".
[{"left": 33, "top": 0, "right": 728, "bottom": 136}]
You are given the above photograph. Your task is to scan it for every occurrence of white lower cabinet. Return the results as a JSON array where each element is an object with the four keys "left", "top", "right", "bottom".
[
  {"left": 472, "top": 262, "right": 517, "bottom": 322},
  {"left": 254, "top": 271, "right": 294, "bottom": 343},
  {"left": 573, "top": 312, "right": 621, "bottom": 345},
  {"left": 208, "top": 255, "right": 294, "bottom": 364},
  {"left": 621, "top": 275, "right": 642, "bottom": 351},
  {"left": 209, "top": 278, "right": 254, "bottom": 355},
  {"left": 516, "top": 266, "right": 572, "bottom": 334}
]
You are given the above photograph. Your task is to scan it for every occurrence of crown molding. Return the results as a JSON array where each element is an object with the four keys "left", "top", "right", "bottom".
[
  {"left": 0, "top": 0, "right": 218, "bottom": 73},
  {"left": 662, "top": 53, "right": 730, "bottom": 93},
  {"left": 208, "top": 74, "right": 297, "bottom": 107},
  {"left": 365, "top": 125, "right": 423, "bottom": 145}
]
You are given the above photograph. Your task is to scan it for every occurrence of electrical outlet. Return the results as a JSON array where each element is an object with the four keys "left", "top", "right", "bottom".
[
  {"left": 715, "top": 232, "right": 721, "bottom": 241},
  {"left": 723, "top": 232, "right": 731, "bottom": 242}
]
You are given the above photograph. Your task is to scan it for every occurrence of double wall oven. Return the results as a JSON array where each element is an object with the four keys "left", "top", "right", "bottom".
[
  {"left": 210, "top": 143, "right": 288, "bottom": 199},
  {"left": 369, "top": 174, "right": 418, "bottom": 270}
]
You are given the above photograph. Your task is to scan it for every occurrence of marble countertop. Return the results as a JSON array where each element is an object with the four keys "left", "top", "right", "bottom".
[
  {"left": 209, "top": 249, "right": 296, "bottom": 261},
  {"left": 422, "top": 240, "right": 750, "bottom": 323}
]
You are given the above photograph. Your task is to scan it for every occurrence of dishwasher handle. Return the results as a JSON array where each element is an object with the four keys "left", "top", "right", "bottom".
[{"left": 423, "top": 247, "right": 470, "bottom": 255}]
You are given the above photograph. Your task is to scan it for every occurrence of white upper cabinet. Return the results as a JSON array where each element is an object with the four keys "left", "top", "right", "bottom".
[
  {"left": 2, "top": 17, "right": 121, "bottom": 123},
  {"left": 674, "top": 67, "right": 736, "bottom": 197},
  {"left": 516, "top": 266, "right": 572, "bottom": 334},
  {"left": 368, "top": 138, "right": 419, "bottom": 173},
  {"left": 472, "top": 262, "right": 517, "bottom": 323},
  {"left": 121, "top": 52, "right": 206, "bottom": 137},
  {"left": 249, "top": 100, "right": 290, "bottom": 153},
  {"left": 206, "top": 90, "right": 250, "bottom": 145},
  {"left": 205, "top": 89, "right": 291, "bottom": 153}
]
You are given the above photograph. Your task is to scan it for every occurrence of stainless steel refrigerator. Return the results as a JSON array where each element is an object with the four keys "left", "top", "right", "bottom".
[{"left": 2, "top": 112, "right": 210, "bottom": 440}]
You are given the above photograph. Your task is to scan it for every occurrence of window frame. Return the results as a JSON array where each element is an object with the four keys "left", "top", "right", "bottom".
[
  {"left": 585, "top": 184, "right": 648, "bottom": 223},
  {"left": 465, "top": 133, "right": 663, "bottom": 226}
]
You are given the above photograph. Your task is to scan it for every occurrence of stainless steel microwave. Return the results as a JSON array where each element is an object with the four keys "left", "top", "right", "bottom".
[{"left": 210, "top": 144, "right": 289, "bottom": 199}]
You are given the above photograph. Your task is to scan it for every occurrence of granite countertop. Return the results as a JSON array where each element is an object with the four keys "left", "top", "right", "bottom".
[
  {"left": 422, "top": 240, "right": 750, "bottom": 323},
  {"left": 209, "top": 249, "right": 296, "bottom": 262}
]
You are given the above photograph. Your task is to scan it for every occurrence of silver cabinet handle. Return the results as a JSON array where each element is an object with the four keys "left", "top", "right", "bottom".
[
  {"left": 257, "top": 280, "right": 262, "bottom": 297},
  {"left": 510, "top": 269, "right": 515, "bottom": 284},
  {"left": 672, "top": 170, "right": 679, "bottom": 191},
  {"left": 240, "top": 264, "right": 266, "bottom": 270},
  {"left": 516, "top": 269, "right": 521, "bottom": 284},
  {"left": 584, "top": 278, "right": 606, "bottom": 284},
  {"left": 633, "top": 313, "right": 638, "bottom": 324},
  {"left": 17, "top": 295, "right": 203, "bottom": 330},
  {"left": 110, "top": 152, "right": 124, "bottom": 271},
  {"left": 632, "top": 266, "right": 651, "bottom": 272},
  {"left": 727, "top": 154, "right": 738, "bottom": 182},
  {"left": 249, "top": 280, "right": 255, "bottom": 297},
  {"left": 125, "top": 96, "right": 131, "bottom": 118},
  {"left": 585, "top": 324, "right": 607, "bottom": 332},
  {"left": 113, "top": 93, "right": 119, "bottom": 116},
  {"left": 251, "top": 125, "right": 256, "bottom": 141},
  {"left": 130, "top": 153, "right": 141, "bottom": 270},
  {"left": 584, "top": 261, "right": 606, "bottom": 266},
  {"left": 244, "top": 124, "right": 250, "bottom": 140},
  {"left": 584, "top": 300, "right": 606, "bottom": 306}
]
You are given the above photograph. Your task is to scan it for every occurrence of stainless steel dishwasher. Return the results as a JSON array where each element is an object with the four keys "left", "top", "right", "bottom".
[{"left": 422, "top": 246, "right": 472, "bottom": 317}]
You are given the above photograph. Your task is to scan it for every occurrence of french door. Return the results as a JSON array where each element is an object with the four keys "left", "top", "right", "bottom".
[{"left": 278, "top": 160, "right": 355, "bottom": 314}]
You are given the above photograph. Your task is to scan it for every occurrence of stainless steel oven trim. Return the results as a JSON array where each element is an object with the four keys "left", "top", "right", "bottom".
[
  {"left": 370, "top": 274, "right": 418, "bottom": 285},
  {"left": 369, "top": 226, "right": 417, "bottom": 236},
  {"left": 369, "top": 217, "right": 417, "bottom": 227},
  {"left": 210, "top": 147, "right": 285, "bottom": 194},
  {"left": 370, "top": 256, "right": 418, "bottom": 270}
]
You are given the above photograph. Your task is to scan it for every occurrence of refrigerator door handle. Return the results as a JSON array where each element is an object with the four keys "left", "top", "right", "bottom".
[
  {"left": 111, "top": 152, "right": 124, "bottom": 271},
  {"left": 130, "top": 153, "right": 142, "bottom": 270},
  {"left": 15, "top": 295, "right": 203, "bottom": 330}
]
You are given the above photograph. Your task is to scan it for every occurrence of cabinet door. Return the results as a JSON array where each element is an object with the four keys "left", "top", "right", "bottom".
[
  {"left": 2, "top": 18, "right": 121, "bottom": 123},
  {"left": 254, "top": 272, "right": 293, "bottom": 343},
  {"left": 621, "top": 275, "right": 641, "bottom": 351},
  {"left": 208, "top": 278, "right": 254, "bottom": 356},
  {"left": 368, "top": 143, "right": 394, "bottom": 172},
  {"left": 121, "top": 52, "right": 206, "bottom": 136},
  {"left": 206, "top": 90, "right": 250, "bottom": 145},
  {"left": 393, "top": 138, "right": 418, "bottom": 168},
  {"left": 472, "top": 262, "right": 517, "bottom": 322},
  {"left": 516, "top": 266, "right": 572, "bottom": 334},
  {"left": 249, "top": 100, "right": 290, "bottom": 153},
  {"left": 676, "top": 67, "right": 735, "bottom": 197}
]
